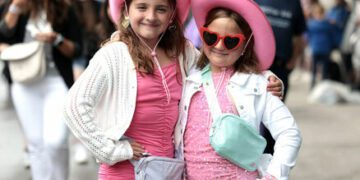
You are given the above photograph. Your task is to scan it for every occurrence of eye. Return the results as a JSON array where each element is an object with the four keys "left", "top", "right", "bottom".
[
  {"left": 156, "top": 6, "right": 169, "bottom": 13},
  {"left": 136, "top": 4, "right": 147, "bottom": 11}
]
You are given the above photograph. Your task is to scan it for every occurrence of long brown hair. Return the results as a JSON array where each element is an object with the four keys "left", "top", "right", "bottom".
[
  {"left": 29, "top": 0, "right": 71, "bottom": 28},
  {"left": 197, "top": 8, "right": 261, "bottom": 74},
  {"left": 114, "top": 0, "right": 186, "bottom": 74}
]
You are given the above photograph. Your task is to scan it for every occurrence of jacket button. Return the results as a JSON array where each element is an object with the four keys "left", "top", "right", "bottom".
[
  {"left": 240, "top": 105, "right": 244, "bottom": 110},
  {"left": 184, "top": 106, "right": 187, "bottom": 111},
  {"left": 254, "top": 88, "right": 258, "bottom": 92}
]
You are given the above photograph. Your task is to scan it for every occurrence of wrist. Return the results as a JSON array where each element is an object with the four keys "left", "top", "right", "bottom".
[
  {"left": 53, "top": 33, "right": 64, "bottom": 47},
  {"left": 9, "top": 4, "right": 21, "bottom": 15}
]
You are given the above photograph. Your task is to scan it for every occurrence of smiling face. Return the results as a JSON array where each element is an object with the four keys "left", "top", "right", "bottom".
[
  {"left": 128, "top": 0, "right": 174, "bottom": 47},
  {"left": 203, "top": 17, "right": 245, "bottom": 73}
]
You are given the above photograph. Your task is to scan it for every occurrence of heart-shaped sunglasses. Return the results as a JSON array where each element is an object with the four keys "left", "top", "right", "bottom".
[{"left": 200, "top": 27, "right": 246, "bottom": 50}]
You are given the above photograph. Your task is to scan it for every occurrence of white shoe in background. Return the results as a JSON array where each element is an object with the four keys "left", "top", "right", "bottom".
[{"left": 74, "top": 143, "right": 89, "bottom": 165}]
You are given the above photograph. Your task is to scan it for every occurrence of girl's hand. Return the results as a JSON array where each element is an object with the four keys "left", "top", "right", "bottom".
[
  {"left": 0, "top": 43, "right": 9, "bottom": 52},
  {"left": 267, "top": 75, "right": 283, "bottom": 99},
  {"left": 35, "top": 32, "right": 57, "bottom": 44},
  {"left": 130, "top": 141, "right": 145, "bottom": 160}
]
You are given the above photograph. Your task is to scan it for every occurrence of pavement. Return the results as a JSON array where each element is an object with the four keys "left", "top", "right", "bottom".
[{"left": 0, "top": 67, "right": 360, "bottom": 180}]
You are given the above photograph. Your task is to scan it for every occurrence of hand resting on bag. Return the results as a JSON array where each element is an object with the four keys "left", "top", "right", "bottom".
[{"left": 130, "top": 141, "right": 145, "bottom": 160}]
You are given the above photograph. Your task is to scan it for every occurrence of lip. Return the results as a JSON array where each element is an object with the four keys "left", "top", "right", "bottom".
[
  {"left": 141, "top": 23, "right": 159, "bottom": 28},
  {"left": 211, "top": 49, "right": 228, "bottom": 56}
]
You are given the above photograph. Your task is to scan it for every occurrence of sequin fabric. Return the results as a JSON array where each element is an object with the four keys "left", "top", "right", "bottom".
[{"left": 184, "top": 68, "right": 258, "bottom": 180}]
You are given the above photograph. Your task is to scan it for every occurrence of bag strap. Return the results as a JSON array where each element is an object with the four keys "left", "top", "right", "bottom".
[{"left": 201, "top": 64, "right": 223, "bottom": 119}]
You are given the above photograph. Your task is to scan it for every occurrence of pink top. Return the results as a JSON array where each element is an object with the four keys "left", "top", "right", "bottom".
[
  {"left": 184, "top": 68, "right": 258, "bottom": 179},
  {"left": 99, "top": 62, "right": 182, "bottom": 180}
]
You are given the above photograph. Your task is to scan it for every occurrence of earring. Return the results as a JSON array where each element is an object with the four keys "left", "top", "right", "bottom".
[
  {"left": 168, "top": 23, "right": 176, "bottom": 31},
  {"left": 122, "top": 16, "right": 130, "bottom": 29}
]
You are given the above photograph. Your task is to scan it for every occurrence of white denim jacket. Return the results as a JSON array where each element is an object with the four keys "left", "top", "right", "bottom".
[{"left": 174, "top": 68, "right": 302, "bottom": 180}]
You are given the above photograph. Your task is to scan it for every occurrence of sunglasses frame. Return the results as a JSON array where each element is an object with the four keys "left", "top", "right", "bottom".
[{"left": 200, "top": 27, "right": 246, "bottom": 50}]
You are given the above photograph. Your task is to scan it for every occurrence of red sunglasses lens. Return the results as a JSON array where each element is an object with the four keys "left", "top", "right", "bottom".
[
  {"left": 202, "top": 30, "right": 218, "bottom": 46},
  {"left": 224, "top": 36, "right": 241, "bottom": 50}
]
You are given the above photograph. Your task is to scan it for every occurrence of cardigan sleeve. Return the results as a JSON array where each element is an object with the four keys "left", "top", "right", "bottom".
[{"left": 63, "top": 47, "right": 133, "bottom": 165}]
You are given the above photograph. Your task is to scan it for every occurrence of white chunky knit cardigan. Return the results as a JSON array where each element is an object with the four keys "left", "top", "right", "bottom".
[{"left": 64, "top": 41, "right": 199, "bottom": 165}]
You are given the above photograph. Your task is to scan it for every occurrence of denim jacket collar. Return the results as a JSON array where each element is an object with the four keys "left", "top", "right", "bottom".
[{"left": 185, "top": 68, "right": 253, "bottom": 87}]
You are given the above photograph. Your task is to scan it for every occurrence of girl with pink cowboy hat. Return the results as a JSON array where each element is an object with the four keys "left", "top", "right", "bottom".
[
  {"left": 174, "top": 0, "right": 302, "bottom": 179},
  {"left": 64, "top": 0, "right": 283, "bottom": 179}
]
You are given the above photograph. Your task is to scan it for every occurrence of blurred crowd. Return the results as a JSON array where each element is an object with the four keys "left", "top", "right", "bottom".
[
  {"left": 0, "top": 0, "right": 116, "bottom": 178},
  {"left": 0, "top": 0, "right": 359, "bottom": 179}
]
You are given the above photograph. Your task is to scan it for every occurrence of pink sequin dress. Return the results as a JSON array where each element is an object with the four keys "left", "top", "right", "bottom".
[
  {"left": 98, "top": 62, "right": 182, "bottom": 180},
  {"left": 184, "top": 68, "right": 258, "bottom": 180}
]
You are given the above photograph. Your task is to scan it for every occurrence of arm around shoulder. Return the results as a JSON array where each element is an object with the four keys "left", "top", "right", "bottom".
[{"left": 183, "top": 40, "right": 201, "bottom": 74}]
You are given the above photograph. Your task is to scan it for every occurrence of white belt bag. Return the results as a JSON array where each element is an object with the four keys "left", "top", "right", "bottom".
[{"left": 130, "top": 156, "right": 184, "bottom": 180}]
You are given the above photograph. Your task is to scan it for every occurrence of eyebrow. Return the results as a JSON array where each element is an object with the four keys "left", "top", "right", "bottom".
[{"left": 134, "top": 2, "right": 170, "bottom": 8}]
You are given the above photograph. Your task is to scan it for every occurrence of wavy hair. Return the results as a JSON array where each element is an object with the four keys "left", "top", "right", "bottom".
[{"left": 113, "top": 0, "right": 186, "bottom": 74}]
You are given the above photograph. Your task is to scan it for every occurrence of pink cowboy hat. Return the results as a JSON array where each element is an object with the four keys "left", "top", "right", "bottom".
[
  {"left": 191, "top": 0, "right": 275, "bottom": 70},
  {"left": 109, "top": 0, "right": 190, "bottom": 24}
]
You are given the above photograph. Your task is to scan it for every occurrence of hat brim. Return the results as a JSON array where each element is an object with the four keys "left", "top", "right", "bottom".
[
  {"left": 191, "top": 0, "right": 275, "bottom": 70},
  {"left": 109, "top": 0, "right": 190, "bottom": 25}
]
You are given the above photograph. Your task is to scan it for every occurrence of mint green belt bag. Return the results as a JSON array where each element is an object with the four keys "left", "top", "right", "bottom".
[{"left": 201, "top": 65, "right": 266, "bottom": 171}]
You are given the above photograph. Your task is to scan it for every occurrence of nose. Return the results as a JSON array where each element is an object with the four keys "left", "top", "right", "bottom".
[
  {"left": 214, "top": 38, "right": 225, "bottom": 50},
  {"left": 145, "top": 8, "right": 157, "bottom": 22}
]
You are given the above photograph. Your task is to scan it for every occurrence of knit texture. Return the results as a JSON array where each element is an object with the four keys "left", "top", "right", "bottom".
[{"left": 64, "top": 41, "right": 199, "bottom": 165}]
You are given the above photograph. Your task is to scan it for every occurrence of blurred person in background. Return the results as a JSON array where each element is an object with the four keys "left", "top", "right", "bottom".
[
  {"left": 73, "top": 0, "right": 116, "bottom": 79},
  {"left": 302, "top": 0, "right": 320, "bottom": 19},
  {"left": 326, "top": 0, "right": 350, "bottom": 49},
  {"left": 349, "top": 0, "right": 360, "bottom": 89},
  {"left": 0, "top": 0, "right": 82, "bottom": 180},
  {"left": 0, "top": 0, "right": 13, "bottom": 109},
  {"left": 255, "top": 0, "right": 307, "bottom": 154},
  {"left": 326, "top": 0, "right": 351, "bottom": 84},
  {"left": 341, "top": 0, "right": 360, "bottom": 89},
  {"left": 0, "top": 43, "right": 11, "bottom": 108},
  {"left": 307, "top": 3, "right": 335, "bottom": 88}
]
